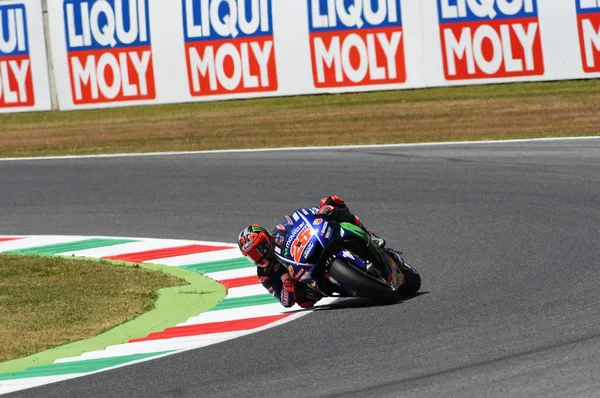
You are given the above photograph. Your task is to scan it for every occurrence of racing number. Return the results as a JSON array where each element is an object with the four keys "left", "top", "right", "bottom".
[{"left": 290, "top": 227, "right": 312, "bottom": 263}]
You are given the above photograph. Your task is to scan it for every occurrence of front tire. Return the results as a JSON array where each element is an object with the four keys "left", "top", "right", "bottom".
[{"left": 329, "top": 259, "right": 398, "bottom": 303}]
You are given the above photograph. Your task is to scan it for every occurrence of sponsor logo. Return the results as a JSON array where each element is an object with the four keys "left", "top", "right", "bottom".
[
  {"left": 308, "top": 0, "right": 406, "bottom": 88},
  {"left": 577, "top": 0, "right": 600, "bottom": 72},
  {"left": 342, "top": 250, "right": 355, "bottom": 260},
  {"left": 64, "top": 0, "right": 155, "bottom": 104},
  {"left": 0, "top": 4, "right": 34, "bottom": 108},
  {"left": 437, "top": 0, "right": 544, "bottom": 80},
  {"left": 285, "top": 222, "right": 306, "bottom": 252},
  {"left": 303, "top": 241, "right": 315, "bottom": 259},
  {"left": 295, "top": 268, "right": 307, "bottom": 281},
  {"left": 292, "top": 212, "right": 300, "bottom": 221},
  {"left": 313, "top": 218, "right": 323, "bottom": 225},
  {"left": 182, "top": 0, "right": 278, "bottom": 96},
  {"left": 319, "top": 221, "right": 329, "bottom": 236},
  {"left": 295, "top": 266, "right": 312, "bottom": 281}
]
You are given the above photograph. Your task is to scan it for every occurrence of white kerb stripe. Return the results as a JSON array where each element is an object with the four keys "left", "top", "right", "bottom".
[
  {"left": 178, "top": 303, "right": 302, "bottom": 326},
  {"left": 0, "top": 374, "right": 88, "bottom": 395},
  {"left": 224, "top": 284, "right": 267, "bottom": 298},
  {"left": 0, "top": 236, "right": 89, "bottom": 252}
]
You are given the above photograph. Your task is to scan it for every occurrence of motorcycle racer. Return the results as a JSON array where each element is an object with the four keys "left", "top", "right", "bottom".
[{"left": 238, "top": 196, "right": 399, "bottom": 308}]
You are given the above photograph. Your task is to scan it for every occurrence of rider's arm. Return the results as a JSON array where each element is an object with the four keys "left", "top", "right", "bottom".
[
  {"left": 257, "top": 263, "right": 296, "bottom": 308},
  {"left": 317, "top": 195, "right": 366, "bottom": 230}
]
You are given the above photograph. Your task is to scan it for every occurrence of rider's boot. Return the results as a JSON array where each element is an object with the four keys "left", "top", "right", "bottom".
[{"left": 368, "top": 231, "right": 386, "bottom": 249}]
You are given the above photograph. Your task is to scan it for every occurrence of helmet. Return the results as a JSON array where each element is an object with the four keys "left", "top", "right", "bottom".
[{"left": 238, "top": 224, "right": 273, "bottom": 267}]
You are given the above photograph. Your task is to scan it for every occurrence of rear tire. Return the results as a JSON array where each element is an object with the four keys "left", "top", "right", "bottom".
[
  {"left": 397, "top": 262, "right": 421, "bottom": 296},
  {"left": 329, "top": 259, "right": 398, "bottom": 303}
]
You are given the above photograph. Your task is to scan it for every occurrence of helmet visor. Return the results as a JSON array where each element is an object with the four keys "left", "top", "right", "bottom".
[{"left": 246, "top": 242, "right": 271, "bottom": 267}]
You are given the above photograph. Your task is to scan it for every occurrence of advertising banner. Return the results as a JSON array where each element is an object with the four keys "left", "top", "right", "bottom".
[
  {"left": 576, "top": 0, "right": 600, "bottom": 73},
  {"left": 62, "top": 0, "right": 156, "bottom": 105},
  {"left": 0, "top": 0, "right": 50, "bottom": 113},
  {"left": 307, "top": 0, "right": 406, "bottom": 88},
  {"left": 182, "top": 0, "right": 278, "bottom": 97},
  {"left": 39, "top": 0, "right": 600, "bottom": 112},
  {"left": 437, "top": 0, "right": 544, "bottom": 81}
]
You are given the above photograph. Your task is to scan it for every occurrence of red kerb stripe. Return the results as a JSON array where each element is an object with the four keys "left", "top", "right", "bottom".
[
  {"left": 219, "top": 275, "right": 260, "bottom": 289},
  {"left": 129, "top": 314, "right": 291, "bottom": 342},
  {"left": 0, "top": 237, "right": 23, "bottom": 242},
  {"left": 103, "top": 244, "right": 230, "bottom": 263}
]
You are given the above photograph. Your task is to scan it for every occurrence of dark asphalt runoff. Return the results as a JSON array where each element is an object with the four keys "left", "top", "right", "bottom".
[{"left": 2, "top": 138, "right": 600, "bottom": 397}]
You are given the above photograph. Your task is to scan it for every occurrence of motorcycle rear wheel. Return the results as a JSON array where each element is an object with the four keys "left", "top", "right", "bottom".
[
  {"left": 397, "top": 262, "right": 421, "bottom": 296},
  {"left": 329, "top": 259, "right": 398, "bottom": 303}
]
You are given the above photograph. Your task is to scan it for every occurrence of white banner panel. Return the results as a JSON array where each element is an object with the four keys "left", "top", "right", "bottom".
[{"left": 0, "top": 0, "right": 51, "bottom": 113}]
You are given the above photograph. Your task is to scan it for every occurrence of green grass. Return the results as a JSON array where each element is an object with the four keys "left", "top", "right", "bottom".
[
  {"left": 1, "top": 79, "right": 599, "bottom": 158},
  {"left": 0, "top": 254, "right": 185, "bottom": 363}
]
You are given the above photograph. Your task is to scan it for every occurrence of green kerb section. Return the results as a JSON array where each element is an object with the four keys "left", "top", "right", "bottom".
[
  {"left": 211, "top": 294, "right": 278, "bottom": 311},
  {"left": 180, "top": 256, "right": 253, "bottom": 274},
  {"left": 6, "top": 238, "right": 137, "bottom": 255},
  {"left": 0, "top": 259, "right": 226, "bottom": 374},
  {"left": 0, "top": 351, "right": 172, "bottom": 381}
]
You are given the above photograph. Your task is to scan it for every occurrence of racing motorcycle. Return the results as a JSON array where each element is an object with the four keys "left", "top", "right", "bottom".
[{"left": 274, "top": 208, "right": 421, "bottom": 303}]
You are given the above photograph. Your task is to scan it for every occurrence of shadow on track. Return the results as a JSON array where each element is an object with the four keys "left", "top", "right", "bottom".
[{"left": 314, "top": 292, "right": 429, "bottom": 311}]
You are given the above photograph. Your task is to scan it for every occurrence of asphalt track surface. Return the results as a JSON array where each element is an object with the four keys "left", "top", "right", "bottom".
[{"left": 2, "top": 139, "right": 600, "bottom": 397}]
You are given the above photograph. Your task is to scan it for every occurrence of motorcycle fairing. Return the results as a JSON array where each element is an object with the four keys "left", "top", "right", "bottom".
[{"left": 274, "top": 209, "right": 378, "bottom": 284}]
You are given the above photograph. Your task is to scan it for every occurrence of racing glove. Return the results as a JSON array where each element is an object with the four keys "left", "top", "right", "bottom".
[
  {"left": 281, "top": 274, "right": 321, "bottom": 308},
  {"left": 320, "top": 195, "right": 346, "bottom": 208}
]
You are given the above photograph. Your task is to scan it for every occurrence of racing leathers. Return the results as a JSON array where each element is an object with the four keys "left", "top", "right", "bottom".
[{"left": 257, "top": 196, "right": 368, "bottom": 308}]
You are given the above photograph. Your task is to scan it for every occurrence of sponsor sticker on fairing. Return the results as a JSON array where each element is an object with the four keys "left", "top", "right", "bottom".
[
  {"left": 342, "top": 250, "right": 356, "bottom": 260},
  {"left": 182, "top": 0, "right": 278, "bottom": 96},
  {"left": 577, "top": 0, "right": 600, "bottom": 72},
  {"left": 437, "top": 0, "right": 544, "bottom": 80},
  {"left": 320, "top": 222, "right": 330, "bottom": 237},
  {"left": 64, "top": 0, "right": 156, "bottom": 104},
  {"left": 0, "top": 3, "right": 34, "bottom": 108},
  {"left": 302, "top": 241, "right": 314, "bottom": 260},
  {"left": 308, "top": 0, "right": 406, "bottom": 88}
]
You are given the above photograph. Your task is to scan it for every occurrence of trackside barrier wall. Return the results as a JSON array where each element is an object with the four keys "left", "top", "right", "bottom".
[
  {"left": 0, "top": 0, "right": 51, "bottom": 113},
  {"left": 6, "top": 0, "right": 600, "bottom": 112}
]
